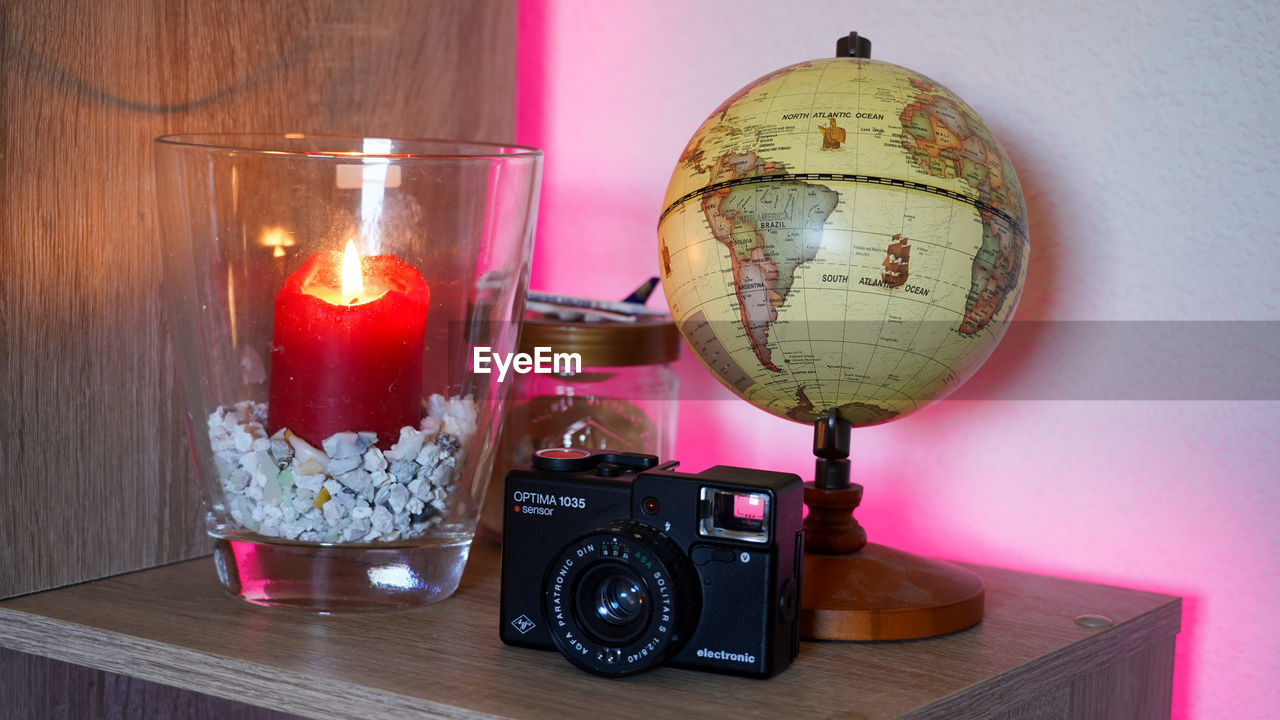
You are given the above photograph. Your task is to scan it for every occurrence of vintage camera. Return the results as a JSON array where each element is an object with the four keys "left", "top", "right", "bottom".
[{"left": 499, "top": 448, "right": 803, "bottom": 678}]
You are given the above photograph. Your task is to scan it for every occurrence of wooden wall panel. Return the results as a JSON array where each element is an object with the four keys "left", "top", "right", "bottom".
[{"left": 0, "top": 0, "right": 517, "bottom": 597}]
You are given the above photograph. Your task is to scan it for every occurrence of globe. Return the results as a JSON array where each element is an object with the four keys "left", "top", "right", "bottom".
[{"left": 659, "top": 57, "right": 1028, "bottom": 426}]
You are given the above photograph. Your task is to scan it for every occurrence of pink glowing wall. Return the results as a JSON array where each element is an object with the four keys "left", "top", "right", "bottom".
[{"left": 517, "top": 2, "right": 1280, "bottom": 717}]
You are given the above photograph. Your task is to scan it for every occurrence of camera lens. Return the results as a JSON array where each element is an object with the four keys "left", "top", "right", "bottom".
[
  {"left": 596, "top": 574, "right": 645, "bottom": 624},
  {"left": 573, "top": 564, "right": 650, "bottom": 645},
  {"left": 543, "top": 520, "right": 700, "bottom": 677}
]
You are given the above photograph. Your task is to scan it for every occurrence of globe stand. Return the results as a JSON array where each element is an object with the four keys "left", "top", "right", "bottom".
[{"left": 800, "top": 410, "right": 985, "bottom": 640}]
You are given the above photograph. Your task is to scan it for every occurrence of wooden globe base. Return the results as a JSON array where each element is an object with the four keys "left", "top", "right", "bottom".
[
  {"left": 800, "top": 542, "right": 985, "bottom": 641},
  {"left": 800, "top": 477, "right": 984, "bottom": 641}
]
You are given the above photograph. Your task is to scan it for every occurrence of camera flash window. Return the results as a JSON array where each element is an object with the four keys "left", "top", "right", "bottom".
[{"left": 698, "top": 488, "right": 771, "bottom": 544}]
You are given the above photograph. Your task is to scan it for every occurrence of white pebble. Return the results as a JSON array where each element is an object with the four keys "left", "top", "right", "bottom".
[
  {"left": 224, "top": 470, "right": 249, "bottom": 492},
  {"left": 327, "top": 455, "right": 362, "bottom": 475},
  {"left": 363, "top": 447, "right": 388, "bottom": 472},
  {"left": 386, "top": 426, "right": 425, "bottom": 461},
  {"left": 260, "top": 479, "right": 281, "bottom": 505},
  {"left": 371, "top": 505, "right": 394, "bottom": 534},
  {"left": 415, "top": 443, "right": 441, "bottom": 469},
  {"left": 442, "top": 414, "right": 475, "bottom": 444},
  {"left": 393, "top": 510, "right": 412, "bottom": 531},
  {"left": 292, "top": 495, "right": 317, "bottom": 515},
  {"left": 419, "top": 415, "right": 441, "bottom": 437},
  {"left": 427, "top": 394, "right": 448, "bottom": 420},
  {"left": 232, "top": 426, "right": 254, "bottom": 453},
  {"left": 229, "top": 497, "right": 251, "bottom": 526},
  {"left": 288, "top": 431, "right": 328, "bottom": 474},
  {"left": 323, "top": 431, "right": 369, "bottom": 460},
  {"left": 333, "top": 490, "right": 356, "bottom": 511},
  {"left": 295, "top": 473, "right": 325, "bottom": 493},
  {"left": 341, "top": 518, "right": 372, "bottom": 543},
  {"left": 338, "top": 470, "right": 372, "bottom": 495},
  {"left": 211, "top": 433, "right": 234, "bottom": 453},
  {"left": 270, "top": 435, "right": 293, "bottom": 462},
  {"left": 387, "top": 484, "right": 410, "bottom": 514},
  {"left": 389, "top": 460, "right": 417, "bottom": 484},
  {"left": 407, "top": 478, "right": 430, "bottom": 501},
  {"left": 430, "top": 461, "right": 455, "bottom": 488},
  {"left": 322, "top": 498, "right": 344, "bottom": 526}
]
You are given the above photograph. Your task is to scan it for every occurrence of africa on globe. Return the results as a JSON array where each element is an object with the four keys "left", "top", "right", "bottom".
[{"left": 658, "top": 57, "right": 1029, "bottom": 426}]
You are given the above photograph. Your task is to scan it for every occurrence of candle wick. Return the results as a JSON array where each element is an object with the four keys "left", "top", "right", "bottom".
[{"left": 349, "top": 297, "right": 360, "bottom": 305}]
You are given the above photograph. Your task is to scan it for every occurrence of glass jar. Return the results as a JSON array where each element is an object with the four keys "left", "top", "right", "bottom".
[{"left": 480, "top": 316, "right": 680, "bottom": 537}]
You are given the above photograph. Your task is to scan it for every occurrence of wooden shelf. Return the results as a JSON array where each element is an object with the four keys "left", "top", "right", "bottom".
[{"left": 0, "top": 541, "right": 1179, "bottom": 720}]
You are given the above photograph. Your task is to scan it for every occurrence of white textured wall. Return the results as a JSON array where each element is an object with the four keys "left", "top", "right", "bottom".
[{"left": 519, "top": 2, "right": 1280, "bottom": 717}]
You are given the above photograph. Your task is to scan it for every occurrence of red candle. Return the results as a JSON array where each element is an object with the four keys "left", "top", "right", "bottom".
[{"left": 267, "top": 241, "right": 430, "bottom": 449}]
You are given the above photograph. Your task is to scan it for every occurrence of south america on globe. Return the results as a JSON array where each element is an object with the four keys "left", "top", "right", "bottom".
[{"left": 659, "top": 57, "right": 1029, "bottom": 427}]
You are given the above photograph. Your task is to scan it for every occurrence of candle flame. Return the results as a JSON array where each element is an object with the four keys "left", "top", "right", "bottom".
[
  {"left": 341, "top": 239, "right": 364, "bottom": 301},
  {"left": 302, "top": 240, "right": 386, "bottom": 306},
  {"left": 261, "top": 227, "right": 295, "bottom": 258}
]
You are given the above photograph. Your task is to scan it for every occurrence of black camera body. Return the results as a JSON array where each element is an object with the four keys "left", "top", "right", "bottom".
[{"left": 499, "top": 448, "right": 803, "bottom": 678}]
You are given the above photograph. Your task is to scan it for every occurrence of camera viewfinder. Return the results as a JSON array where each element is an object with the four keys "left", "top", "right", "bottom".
[{"left": 698, "top": 487, "right": 771, "bottom": 544}]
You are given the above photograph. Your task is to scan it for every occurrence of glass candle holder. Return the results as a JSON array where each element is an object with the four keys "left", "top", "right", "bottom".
[
  {"left": 155, "top": 134, "right": 541, "bottom": 612},
  {"left": 480, "top": 316, "right": 680, "bottom": 539}
]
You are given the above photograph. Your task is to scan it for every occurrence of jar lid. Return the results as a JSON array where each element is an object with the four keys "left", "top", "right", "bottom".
[{"left": 518, "top": 315, "right": 681, "bottom": 367}]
